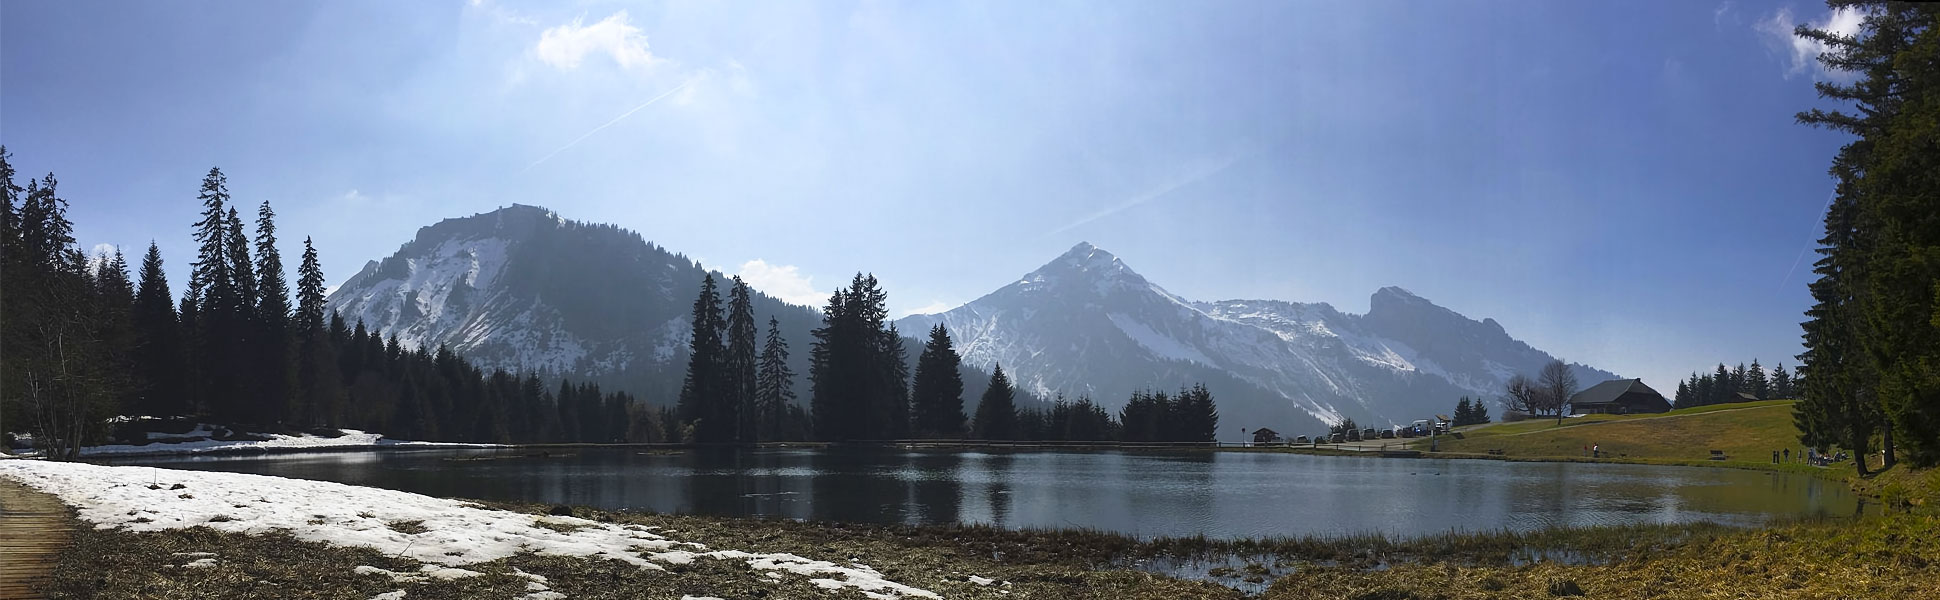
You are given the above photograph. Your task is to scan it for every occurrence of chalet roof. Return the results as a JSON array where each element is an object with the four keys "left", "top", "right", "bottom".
[
  {"left": 1571, "top": 378, "right": 1665, "bottom": 406},
  {"left": 1252, "top": 427, "right": 1279, "bottom": 435}
]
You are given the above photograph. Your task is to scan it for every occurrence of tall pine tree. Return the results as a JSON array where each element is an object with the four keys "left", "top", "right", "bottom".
[
  {"left": 254, "top": 200, "right": 292, "bottom": 423},
  {"left": 755, "top": 316, "right": 796, "bottom": 442},
  {"left": 678, "top": 274, "right": 733, "bottom": 443},
  {"left": 1748, "top": 359, "right": 1769, "bottom": 400},
  {"left": 910, "top": 324, "right": 966, "bottom": 438},
  {"left": 190, "top": 168, "right": 244, "bottom": 420},
  {"left": 724, "top": 276, "right": 758, "bottom": 442},
  {"left": 293, "top": 237, "right": 340, "bottom": 425},
  {"left": 132, "top": 242, "right": 188, "bottom": 417},
  {"left": 971, "top": 364, "right": 1018, "bottom": 440}
]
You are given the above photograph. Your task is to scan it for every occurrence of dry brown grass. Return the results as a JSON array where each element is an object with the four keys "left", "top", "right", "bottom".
[{"left": 37, "top": 471, "right": 1940, "bottom": 600}]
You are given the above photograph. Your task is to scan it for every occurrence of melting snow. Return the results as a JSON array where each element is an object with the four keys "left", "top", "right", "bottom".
[
  {"left": 79, "top": 427, "right": 496, "bottom": 457},
  {"left": 0, "top": 461, "right": 938, "bottom": 599}
]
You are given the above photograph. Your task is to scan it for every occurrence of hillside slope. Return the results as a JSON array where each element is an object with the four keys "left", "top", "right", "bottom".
[{"left": 1435, "top": 400, "right": 1804, "bottom": 465}]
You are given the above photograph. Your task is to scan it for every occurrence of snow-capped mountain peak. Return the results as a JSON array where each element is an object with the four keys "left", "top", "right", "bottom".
[{"left": 900, "top": 244, "right": 1617, "bottom": 439}]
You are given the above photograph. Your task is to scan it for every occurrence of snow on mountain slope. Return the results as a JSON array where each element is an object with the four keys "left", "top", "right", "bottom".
[
  {"left": 324, "top": 205, "right": 823, "bottom": 401},
  {"left": 328, "top": 207, "right": 593, "bottom": 374},
  {"left": 898, "top": 242, "right": 1616, "bottom": 438}
]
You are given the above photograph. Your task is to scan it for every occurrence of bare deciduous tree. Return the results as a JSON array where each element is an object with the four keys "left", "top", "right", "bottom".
[
  {"left": 1503, "top": 374, "right": 1539, "bottom": 416},
  {"left": 1538, "top": 359, "right": 1579, "bottom": 425}
]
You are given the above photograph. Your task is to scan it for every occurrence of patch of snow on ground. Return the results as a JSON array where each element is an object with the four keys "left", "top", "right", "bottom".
[
  {"left": 0, "top": 461, "right": 938, "bottom": 599},
  {"left": 81, "top": 427, "right": 498, "bottom": 457},
  {"left": 968, "top": 575, "right": 997, "bottom": 585}
]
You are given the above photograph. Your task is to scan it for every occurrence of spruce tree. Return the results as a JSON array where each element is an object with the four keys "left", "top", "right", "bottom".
[
  {"left": 1748, "top": 359, "right": 1769, "bottom": 400},
  {"left": 294, "top": 237, "right": 333, "bottom": 424},
  {"left": 253, "top": 200, "right": 292, "bottom": 423},
  {"left": 224, "top": 206, "right": 257, "bottom": 320},
  {"left": 190, "top": 168, "right": 242, "bottom": 419},
  {"left": 755, "top": 316, "right": 796, "bottom": 442},
  {"left": 724, "top": 276, "right": 758, "bottom": 442},
  {"left": 910, "top": 324, "right": 966, "bottom": 437},
  {"left": 1770, "top": 363, "right": 1793, "bottom": 399},
  {"left": 295, "top": 238, "right": 327, "bottom": 338},
  {"left": 1795, "top": 185, "right": 1878, "bottom": 474},
  {"left": 94, "top": 248, "right": 138, "bottom": 416},
  {"left": 971, "top": 364, "right": 1018, "bottom": 440},
  {"left": 809, "top": 289, "right": 847, "bottom": 441},
  {"left": 1454, "top": 397, "right": 1473, "bottom": 426},
  {"left": 877, "top": 324, "right": 911, "bottom": 439},
  {"left": 1118, "top": 390, "right": 1162, "bottom": 442},
  {"left": 677, "top": 274, "right": 731, "bottom": 442},
  {"left": 806, "top": 274, "right": 902, "bottom": 441},
  {"left": 1178, "top": 384, "right": 1219, "bottom": 442},
  {"left": 132, "top": 242, "right": 188, "bottom": 417},
  {"left": 1800, "top": 3, "right": 1940, "bottom": 465}
]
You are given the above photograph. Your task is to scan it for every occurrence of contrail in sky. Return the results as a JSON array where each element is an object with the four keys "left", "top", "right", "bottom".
[
  {"left": 522, "top": 77, "right": 697, "bottom": 173},
  {"left": 1046, "top": 152, "right": 1251, "bottom": 237},
  {"left": 1778, "top": 192, "right": 1837, "bottom": 291}
]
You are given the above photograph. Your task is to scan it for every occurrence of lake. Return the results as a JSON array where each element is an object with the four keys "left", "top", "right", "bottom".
[{"left": 114, "top": 448, "right": 1866, "bottom": 540}]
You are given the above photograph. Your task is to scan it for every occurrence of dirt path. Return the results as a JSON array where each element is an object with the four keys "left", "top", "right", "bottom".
[{"left": 0, "top": 476, "right": 73, "bottom": 600}]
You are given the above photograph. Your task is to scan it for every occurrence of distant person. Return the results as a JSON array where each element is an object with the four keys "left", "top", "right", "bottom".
[
  {"left": 1592, "top": 444, "right": 1600, "bottom": 458},
  {"left": 1772, "top": 450, "right": 1780, "bottom": 464},
  {"left": 1783, "top": 448, "right": 1790, "bottom": 461}
]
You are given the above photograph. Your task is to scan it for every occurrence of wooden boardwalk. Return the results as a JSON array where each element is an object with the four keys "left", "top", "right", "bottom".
[{"left": 0, "top": 478, "right": 71, "bottom": 600}]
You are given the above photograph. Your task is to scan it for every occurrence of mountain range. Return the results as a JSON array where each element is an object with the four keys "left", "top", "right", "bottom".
[
  {"left": 327, "top": 206, "right": 1615, "bottom": 440},
  {"left": 898, "top": 242, "right": 1614, "bottom": 437}
]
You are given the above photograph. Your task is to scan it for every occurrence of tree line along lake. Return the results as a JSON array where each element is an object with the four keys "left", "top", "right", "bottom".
[{"left": 113, "top": 447, "right": 1867, "bottom": 540}]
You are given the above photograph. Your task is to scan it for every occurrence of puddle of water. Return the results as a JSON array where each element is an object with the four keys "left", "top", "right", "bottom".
[
  {"left": 1120, "top": 547, "right": 1606, "bottom": 594},
  {"left": 1507, "top": 548, "right": 1600, "bottom": 567},
  {"left": 1115, "top": 554, "right": 1295, "bottom": 595}
]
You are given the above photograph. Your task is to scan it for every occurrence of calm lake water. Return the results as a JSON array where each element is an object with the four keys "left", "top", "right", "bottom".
[{"left": 116, "top": 448, "right": 1865, "bottom": 539}]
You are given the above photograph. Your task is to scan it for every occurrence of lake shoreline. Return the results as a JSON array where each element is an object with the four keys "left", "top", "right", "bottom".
[{"left": 9, "top": 458, "right": 1935, "bottom": 599}]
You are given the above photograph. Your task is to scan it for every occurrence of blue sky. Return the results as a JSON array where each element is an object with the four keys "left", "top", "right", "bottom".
[{"left": 2, "top": 0, "right": 1863, "bottom": 394}]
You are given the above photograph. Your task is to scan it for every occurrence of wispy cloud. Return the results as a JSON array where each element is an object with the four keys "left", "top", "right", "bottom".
[
  {"left": 736, "top": 259, "right": 825, "bottom": 307},
  {"left": 1047, "top": 152, "right": 1250, "bottom": 237},
  {"left": 534, "top": 11, "right": 658, "bottom": 71},
  {"left": 520, "top": 78, "right": 696, "bottom": 173},
  {"left": 1754, "top": 5, "right": 1865, "bottom": 80},
  {"left": 467, "top": 0, "right": 536, "bottom": 27}
]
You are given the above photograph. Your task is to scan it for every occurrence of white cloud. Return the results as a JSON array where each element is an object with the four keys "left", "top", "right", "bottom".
[
  {"left": 534, "top": 11, "right": 658, "bottom": 71},
  {"left": 735, "top": 259, "right": 825, "bottom": 307},
  {"left": 87, "top": 243, "right": 119, "bottom": 271},
  {"left": 1755, "top": 5, "right": 1866, "bottom": 80}
]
